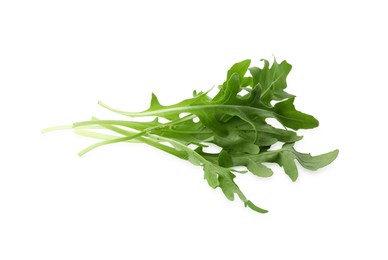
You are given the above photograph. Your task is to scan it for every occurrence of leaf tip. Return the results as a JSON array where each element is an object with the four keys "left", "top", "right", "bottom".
[
  {"left": 330, "top": 149, "right": 340, "bottom": 161},
  {"left": 150, "top": 92, "right": 162, "bottom": 109},
  {"left": 244, "top": 200, "right": 269, "bottom": 214}
]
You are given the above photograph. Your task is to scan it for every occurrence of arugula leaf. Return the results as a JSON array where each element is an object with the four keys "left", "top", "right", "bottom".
[
  {"left": 44, "top": 57, "right": 338, "bottom": 214},
  {"left": 273, "top": 98, "right": 319, "bottom": 130},
  {"left": 227, "top": 59, "right": 251, "bottom": 80},
  {"left": 246, "top": 160, "right": 274, "bottom": 177},
  {"left": 281, "top": 143, "right": 339, "bottom": 171}
]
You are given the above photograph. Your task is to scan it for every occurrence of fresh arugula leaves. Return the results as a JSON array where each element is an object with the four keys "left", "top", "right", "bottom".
[{"left": 43, "top": 58, "right": 338, "bottom": 213}]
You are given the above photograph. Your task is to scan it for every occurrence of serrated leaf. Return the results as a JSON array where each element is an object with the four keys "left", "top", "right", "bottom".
[
  {"left": 218, "top": 171, "right": 245, "bottom": 201},
  {"left": 282, "top": 143, "right": 339, "bottom": 170},
  {"left": 249, "top": 59, "right": 294, "bottom": 106},
  {"left": 203, "top": 163, "right": 220, "bottom": 188}
]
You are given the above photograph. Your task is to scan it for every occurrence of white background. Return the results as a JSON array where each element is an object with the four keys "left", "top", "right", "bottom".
[{"left": 1, "top": 0, "right": 387, "bottom": 259}]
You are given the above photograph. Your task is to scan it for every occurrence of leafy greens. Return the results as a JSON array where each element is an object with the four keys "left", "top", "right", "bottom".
[{"left": 43, "top": 58, "right": 338, "bottom": 213}]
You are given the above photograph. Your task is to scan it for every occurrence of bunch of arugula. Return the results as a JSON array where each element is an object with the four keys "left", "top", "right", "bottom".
[{"left": 44, "top": 59, "right": 338, "bottom": 213}]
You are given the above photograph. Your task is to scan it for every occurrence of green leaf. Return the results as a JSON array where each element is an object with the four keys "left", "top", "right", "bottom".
[
  {"left": 203, "top": 163, "right": 221, "bottom": 188},
  {"left": 277, "top": 151, "right": 299, "bottom": 181},
  {"left": 273, "top": 98, "right": 319, "bottom": 130},
  {"left": 213, "top": 73, "right": 242, "bottom": 104},
  {"left": 249, "top": 59, "right": 294, "bottom": 106},
  {"left": 282, "top": 143, "right": 339, "bottom": 171},
  {"left": 241, "top": 77, "right": 253, "bottom": 88},
  {"left": 213, "top": 127, "right": 259, "bottom": 154},
  {"left": 246, "top": 160, "right": 273, "bottom": 177},
  {"left": 227, "top": 59, "right": 251, "bottom": 81},
  {"left": 244, "top": 200, "right": 268, "bottom": 214},
  {"left": 218, "top": 150, "right": 233, "bottom": 168},
  {"left": 218, "top": 171, "right": 246, "bottom": 201}
]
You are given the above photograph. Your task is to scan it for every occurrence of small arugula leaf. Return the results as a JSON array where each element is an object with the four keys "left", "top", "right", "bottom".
[
  {"left": 282, "top": 143, "right": 339, "bottom": 171},
  {"left": 277, "top": 151, "right": 299, "bottom": 181},
  {"left": 261, "top": 60, "right": 294, "bottom": 104},
  {"left": 218, "top": 171, "right": 268, "bottom": 213},
  {"left": 212, "top": 73, "right": 242, "bottom": 104},
  {"left": 249, "top": 59, "right": 294, "bottom": 106},
  {"left": 203, "top": 163, "right": 221, "bottom": 188},
  {"left": 273, "top": 98, "right": 319, "bottom": 130},
  {"left": 226, "top": 59, "right": 251, "bottom": 81},
  {"left": 246, "top": 160, "right": 274, "bottom": 177},
  {"left": 217, "top": 171, "right": 246, "bottom": 202}
]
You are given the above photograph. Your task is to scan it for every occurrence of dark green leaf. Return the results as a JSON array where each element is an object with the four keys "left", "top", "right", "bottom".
[{"left": 218, "top": 150, "right": 233, "bottom": 168}]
